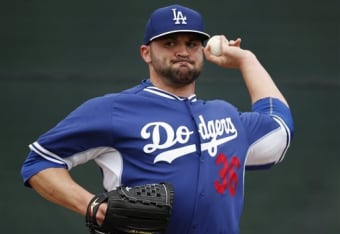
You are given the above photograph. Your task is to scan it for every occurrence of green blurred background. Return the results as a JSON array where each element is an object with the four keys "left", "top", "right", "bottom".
[{"left": 1, "top": 0, "right": 339, "bottom": 233}]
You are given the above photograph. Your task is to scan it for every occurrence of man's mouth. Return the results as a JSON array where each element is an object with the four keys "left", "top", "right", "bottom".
[{"left": 172, "top": 59, "right": 193, "bottom": 65}]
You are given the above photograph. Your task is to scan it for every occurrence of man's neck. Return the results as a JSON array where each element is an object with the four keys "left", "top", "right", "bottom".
[{"left": 149, "top": 77, "right": 196, "bottom": 98}]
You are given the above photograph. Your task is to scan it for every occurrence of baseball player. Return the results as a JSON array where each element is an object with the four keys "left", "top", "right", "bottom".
[{"left": 21, "top": 4, "right": 294, "bottom": 234}]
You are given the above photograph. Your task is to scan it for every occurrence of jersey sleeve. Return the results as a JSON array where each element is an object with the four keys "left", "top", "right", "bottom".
[
  {"left": 242, "top": 97, "right": 294, "bottom": 170},
  {"left": 21, "top": 95, "right": 115, "bottom": 186}
]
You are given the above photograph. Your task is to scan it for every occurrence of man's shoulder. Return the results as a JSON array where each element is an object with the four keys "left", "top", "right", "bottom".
[{"left": 87, "top": 81, "right": 147, "bottom": 102}]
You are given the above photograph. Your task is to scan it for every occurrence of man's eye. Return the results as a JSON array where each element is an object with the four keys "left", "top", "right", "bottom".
[
  {"left": 165, "top": 41, "right": 175, "bottom": 47},
  {"left": 188, "top": 42, "right": 197, "bottom": 48},
  {"left": 188, "top": 41, "right": 201, "bottom": 48}
]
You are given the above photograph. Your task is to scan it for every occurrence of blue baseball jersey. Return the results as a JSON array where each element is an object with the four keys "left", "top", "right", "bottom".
[{"left": 21, "top": 79, "right": 294, "bottom": 234}]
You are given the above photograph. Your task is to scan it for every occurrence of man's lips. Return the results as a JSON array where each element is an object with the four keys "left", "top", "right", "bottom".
[{"left": 172, "top": 59, "right": 194, "bottom": 65}]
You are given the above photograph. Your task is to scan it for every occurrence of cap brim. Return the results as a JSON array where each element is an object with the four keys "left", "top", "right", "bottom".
[{"left": 148, "top": 30, "right": 210, "bottom": 43}]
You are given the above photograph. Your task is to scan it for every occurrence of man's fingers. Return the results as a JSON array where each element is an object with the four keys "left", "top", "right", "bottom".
[{"left": 229, "top": 38, "right": 242, "bottom": 47}]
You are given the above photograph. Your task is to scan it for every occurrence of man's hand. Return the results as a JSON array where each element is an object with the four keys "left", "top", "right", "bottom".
[{"left": 204, "top": 36, "right": 249, "bottom": 69}]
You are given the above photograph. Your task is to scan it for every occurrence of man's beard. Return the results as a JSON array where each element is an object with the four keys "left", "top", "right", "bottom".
[
  {"left": 151, "top": 54, "right": 203, "bottom": 86},
  {"left": 159, "top": 65, "right": 201, "bottom": 86}
]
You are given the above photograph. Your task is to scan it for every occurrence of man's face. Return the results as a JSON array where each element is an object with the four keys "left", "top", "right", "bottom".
[{"left": 148, "top": 33, "right": 204, "bottom": 86}]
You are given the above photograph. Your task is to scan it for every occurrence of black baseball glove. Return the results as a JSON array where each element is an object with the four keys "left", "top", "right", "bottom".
[{"left": 85, "top": 183, "right": 174, "bottom": 234}]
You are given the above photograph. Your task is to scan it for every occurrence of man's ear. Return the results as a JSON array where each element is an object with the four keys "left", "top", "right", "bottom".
[{"left": 140, "top": 45, "right": 151, "bottom": 63}]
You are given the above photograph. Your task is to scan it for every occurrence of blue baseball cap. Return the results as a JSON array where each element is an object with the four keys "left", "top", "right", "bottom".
[{"left": 143, "top": 5, "right": 210, "bottom": 45}]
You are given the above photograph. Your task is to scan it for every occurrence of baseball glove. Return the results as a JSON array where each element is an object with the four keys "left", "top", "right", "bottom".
[{"left": 85, "top": 183, "right": 174, "bottom": 234}]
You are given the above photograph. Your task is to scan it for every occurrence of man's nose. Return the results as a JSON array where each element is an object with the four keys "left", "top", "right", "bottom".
[{"left": 175, "top": 44, "right": 190, "bottom": 57}]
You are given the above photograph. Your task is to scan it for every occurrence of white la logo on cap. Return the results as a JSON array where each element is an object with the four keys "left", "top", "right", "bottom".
[{"left": 172, "top": 8, "right": 187, "bottom": 24}]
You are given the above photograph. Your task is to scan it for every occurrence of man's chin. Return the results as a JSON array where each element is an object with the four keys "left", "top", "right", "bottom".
[{"left": 174, "top": 73, "right": 199, "bottom": 85}]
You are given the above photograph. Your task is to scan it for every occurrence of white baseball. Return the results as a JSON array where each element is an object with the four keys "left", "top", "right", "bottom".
[{"left": 206, "top": 35, "right": 228, "bottom": 56}]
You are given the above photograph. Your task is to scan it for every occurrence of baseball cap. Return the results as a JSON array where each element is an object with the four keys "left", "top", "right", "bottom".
[{"left": 143, "top": 5, "right": 210, "bottom": 44}]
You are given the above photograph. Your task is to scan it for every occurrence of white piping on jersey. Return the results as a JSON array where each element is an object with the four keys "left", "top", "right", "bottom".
[
  {"left": 30, "top": 142, "right": 123, "bottom": 190},
  {"left": 267, "top": 97, "right": 292, "bottom": 163},
  {"left": 29, "top": 142, "right": 68, "bottom": 166},
  {"left": 144, "top": 86, "right": 197, "bottom": 102},
  {"left": 271, "top": 115, "right": 291, "bottom": 162},
  {"left": 245, "top": 115, "right": 291, "bottom": 166}
]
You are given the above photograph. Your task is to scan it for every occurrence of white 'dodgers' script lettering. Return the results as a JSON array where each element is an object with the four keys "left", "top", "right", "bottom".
[
  {"left": 141, "top": 122, "right": 195, "bottom": 163},
  {"left": 141, "top": 122, "right": 193, "bottom": 153},
  {"left": 198, "top": 115, "right": 238, "bottom": 156},
  {"left": 141, "top": 115, "right": 238, "bottom": 164}
]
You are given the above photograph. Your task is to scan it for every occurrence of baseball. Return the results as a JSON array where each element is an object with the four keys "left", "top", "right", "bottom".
[{"left": 206, "top": 35, "right": 228, "bottom": 56}]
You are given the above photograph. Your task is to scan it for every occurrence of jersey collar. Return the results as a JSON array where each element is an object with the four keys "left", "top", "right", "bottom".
[{"left": 142, "top": 79, "right": 197, "bottom": 102}]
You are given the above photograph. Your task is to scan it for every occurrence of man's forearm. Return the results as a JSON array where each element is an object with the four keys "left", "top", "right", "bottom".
[
  {"left": 28, "top": 167, "right": 94, "bottom": 216},
  {"left": 239, "top": 51, "right": 288, "bottom": 105}
]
